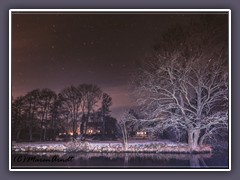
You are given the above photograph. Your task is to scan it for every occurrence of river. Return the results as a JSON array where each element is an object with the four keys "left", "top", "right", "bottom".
[{"left": 11, "top": 151, "right": 228, "bottom": 169}]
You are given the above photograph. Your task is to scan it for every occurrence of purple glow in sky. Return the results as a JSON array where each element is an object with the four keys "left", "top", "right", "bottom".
[{"left": 12, "top": 12, "right": 206, "bottom": 118}]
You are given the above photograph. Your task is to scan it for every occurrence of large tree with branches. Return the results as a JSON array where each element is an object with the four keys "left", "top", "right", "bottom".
[
  {"left": 59, "top": 86, "right": 82, "bottom": 139},
  {"left": 78, "top": 84, "right": 102, "bottom": 137},
  {"left": 131, "top": 15, "right": 229, "bottom": 150}
]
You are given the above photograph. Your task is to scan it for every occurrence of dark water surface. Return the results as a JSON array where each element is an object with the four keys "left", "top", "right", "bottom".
[{"left": 12, "top": 152, "right": 229, "bottom": 169}]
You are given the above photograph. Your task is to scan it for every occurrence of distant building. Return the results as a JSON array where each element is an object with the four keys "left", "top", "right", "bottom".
[
  {"left": 85, "top": 122, "right": 102, "bottom": 135},
  {"left": 136, "top": 131, "right": 148, "bottom": 138}
]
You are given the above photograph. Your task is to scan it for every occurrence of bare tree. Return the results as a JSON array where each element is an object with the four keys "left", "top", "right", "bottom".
[
  {"left": 131, "top": 15, "right": 228, "bottom": 150},
  {"left": 60, "top": 86, "right": 82, "bottom": 139},
  {"left": 37, "top": 89, "right": 57, "bottom": 141},
  {"left": 12, "top": 96, "right": 26, "bottom": 141},
  {"left": 78, "top": 84, "right": 102, "bottom": 138},
  {"left": 24, "top": 89, "right": 41, "bottom": 141},
  {"left": 100, "top": 93, "right": 112, "bottom": 139},
  {"left": 117, "top": 111, "right": 132, "bottom": 151},
  {"left": 50, "top": 94, "right": 72, "bottom": 139}
]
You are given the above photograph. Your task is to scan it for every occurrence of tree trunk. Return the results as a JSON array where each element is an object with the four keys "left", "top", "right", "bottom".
[
  {"left": 80, "top": 121, "right": 84, "bottom": 137},
  {"left": 80, "top": 114, "right": 85, "bottom": 139},
  {"left": 43, "top": 129, "right": 46, "bottom": 141},
  {"left": 121, "top": 123, "right": 128, "bottom": 151},
  {"left": 188, "top": 129, "right": 200, "bottom": 151},
  {"left": 84, "top": 112, "right": 90, "bottom": 137},
  {"left": 102, "top": 112, "right": 105, "bottom": 140},
  {"left": 72, "top": 119, "right": 77, "bottom": 140},
  {"left": 40, "top": 129, "right": 42, "bottom": 141},
  {"left": 193, "top": 129, "right": 200, "bottom": 148},
  {"left": 102, "top": 119, "right": 105, "bottom": 139},
  {"left": 40, "top": 120, "right": 43, "bottom": 141},
  {"left": 188, "top": 131, "right": 193, "bottom": 148},
  {"left": 16, "top": 129, "right": 21, "bottom": 142},
  {"left": 29, "top": 127, "right": 32, "bottom": 142},
  {"left": 199, "top": 131, "right": 207, "bottom": 146}
]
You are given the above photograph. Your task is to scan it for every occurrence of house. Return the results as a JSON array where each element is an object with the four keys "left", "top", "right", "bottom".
[{"left": 136, "top": 131, "right": 148, "bottom": 138}]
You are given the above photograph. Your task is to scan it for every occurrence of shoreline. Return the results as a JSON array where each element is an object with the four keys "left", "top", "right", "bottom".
[{"left": 12, "top": 141, "right": 212, "bottom": 154}]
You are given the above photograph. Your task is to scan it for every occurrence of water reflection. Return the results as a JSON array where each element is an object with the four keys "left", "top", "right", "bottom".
[{"left": 12, "top": 152, "right": 228, "bottom": 169}]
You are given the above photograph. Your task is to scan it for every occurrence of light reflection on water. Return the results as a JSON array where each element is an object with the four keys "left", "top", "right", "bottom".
[{"left": 12, "top": 152, "right": 228, "bottom": 169}]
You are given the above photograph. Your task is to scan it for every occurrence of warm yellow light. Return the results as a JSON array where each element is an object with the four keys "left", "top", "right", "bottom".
[
  {"left": 136, "top": 131, "right": 147, "bottom": 136},
  {"left": 88, "top": 129, "right": 93, "bottom": 134}
]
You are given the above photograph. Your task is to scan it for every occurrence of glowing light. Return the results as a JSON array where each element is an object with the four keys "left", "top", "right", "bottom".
[
  {"left": 88, "top": 129, "right": 93, "bottom": 134},
  {"left": 136, "top": 131, "right": 147, "bottom": 136}
]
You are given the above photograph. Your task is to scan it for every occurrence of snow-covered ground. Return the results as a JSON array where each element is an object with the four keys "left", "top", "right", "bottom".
[
  {"left": 13, "top": 139, "right": 186, "bottom": 146},
  {"left": 12, "top": 140, "right": 212, "bottom": 153}
]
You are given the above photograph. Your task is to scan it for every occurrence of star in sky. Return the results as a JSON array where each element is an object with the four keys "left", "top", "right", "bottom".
[{"left": 11, "top": 12, "right": 217, "bottom": 119}]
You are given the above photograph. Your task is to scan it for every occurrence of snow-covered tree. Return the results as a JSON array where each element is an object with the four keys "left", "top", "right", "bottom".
[
  {"left": 117, "top": 111, "right": 132, "bottom": 150},
  {"left": 131, "top": 15, "right": 229, "bottom": 150}
]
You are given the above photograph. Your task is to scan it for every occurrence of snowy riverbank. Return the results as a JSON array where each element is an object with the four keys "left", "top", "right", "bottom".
[{"left": 12, "top": 140, "right": 212, "bottom": 153}]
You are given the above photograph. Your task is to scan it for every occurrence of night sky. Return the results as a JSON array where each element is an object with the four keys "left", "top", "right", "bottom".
[{"left": 12, "top": 12, "right": 199, "bottom": 119}]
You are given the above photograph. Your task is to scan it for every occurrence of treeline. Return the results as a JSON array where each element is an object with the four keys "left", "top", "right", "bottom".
[{"left": 12, "top": 84, "right": 117, "bottom": 142}]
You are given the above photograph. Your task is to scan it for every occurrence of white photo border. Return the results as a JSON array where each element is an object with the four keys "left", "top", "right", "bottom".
[{"left": 9, "top": 9, "right": 231, "bottom": 171}]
